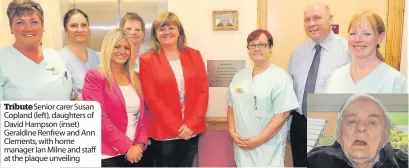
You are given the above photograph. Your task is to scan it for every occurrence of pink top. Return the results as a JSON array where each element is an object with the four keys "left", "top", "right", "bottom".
[{"left": 83, "top": 68, "right": 148, "bottom": 156}]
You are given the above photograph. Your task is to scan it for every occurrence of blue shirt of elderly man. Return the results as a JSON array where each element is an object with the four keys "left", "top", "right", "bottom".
[{"left": 308, "top": 94, "right": 408, "bottom": 168}]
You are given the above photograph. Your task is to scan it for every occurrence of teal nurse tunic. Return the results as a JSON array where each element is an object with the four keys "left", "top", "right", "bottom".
[
  {"left": 0, "top": 45, "right": 75, "bottom": 100},
  {"left": 226, "top": 64, "right": 300, "bottom": 167}
]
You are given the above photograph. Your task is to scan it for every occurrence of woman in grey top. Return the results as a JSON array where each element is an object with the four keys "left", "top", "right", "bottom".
[{"left": 59, "top": 8, "right": 100, "bottom": 97}]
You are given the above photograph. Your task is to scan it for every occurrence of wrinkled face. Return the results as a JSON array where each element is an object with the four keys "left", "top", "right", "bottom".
[
  {"left": 156, "top": 23, "right": 180, "bottom": 48},
  {"left": 12, "top": 13, "right": 43, "bottom": 48},
  {"left": 247, "top": 33, "right": 272, "bottom": 63},
  {"left": 123, "top": 20, "right": 144, "bottom": 45},
  {"left": 348, "top": 17, "right": 384, "bottom": 60},
  {"left": 65, "top": 13, "right": 90, "bottom": 44},
  {"left": 338, "top": 98, "right": 386, "bottom": 166},
  {"left": 304, "top": 5, "right": 332, "bottom": 43},
  {"left": 111, "top": 37, "right": 131, "bottom": 67}
]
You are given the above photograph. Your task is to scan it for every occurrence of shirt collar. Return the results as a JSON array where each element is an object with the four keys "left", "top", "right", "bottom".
[{"left": 309, "top": 31, "right": 335, "bottom": 52}]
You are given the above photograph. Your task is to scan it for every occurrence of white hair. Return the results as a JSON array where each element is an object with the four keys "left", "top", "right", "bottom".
[{"left": 335, "top": 93, "right": 392, "bottom": 141}]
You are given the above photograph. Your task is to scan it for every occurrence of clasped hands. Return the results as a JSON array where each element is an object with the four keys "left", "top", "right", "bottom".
[
  {"left": 230, "top": 131, "right": 264, "bottom": 150},
  {"left": 125, "top": 143, "right": 144, "bottom": 164},
  {"left": 125, "top": 125, "right": 193, "bottom": 164},
  {"left": 178, "top": 124, "right": 193, "bottom": 140}
]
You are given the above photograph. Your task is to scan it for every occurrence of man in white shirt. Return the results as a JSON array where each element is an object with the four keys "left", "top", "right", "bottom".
[{"left": 287, "top": 3, "right": 351, "bottom": 167}]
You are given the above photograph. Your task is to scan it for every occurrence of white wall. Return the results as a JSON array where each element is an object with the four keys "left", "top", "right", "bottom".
[
  {"left": 0, "top": 0, "right": 63, "bottom": 49},
  {"left": 168, "top": 0, "right": 257, "bottom": 117}
]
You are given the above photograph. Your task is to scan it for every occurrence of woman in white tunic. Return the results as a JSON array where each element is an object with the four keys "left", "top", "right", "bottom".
[
  {"left": 325, "top": 11, "right": 407, "bottom": 93},
  {"left": 0, "top": 0, "right": 76, "bottom": 100},
  {"left": 226, "top": 30, "right": 300, "bottom": 167}
]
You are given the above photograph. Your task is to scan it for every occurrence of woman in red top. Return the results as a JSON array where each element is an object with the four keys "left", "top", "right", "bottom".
[{"left": 139, "top": 11, "right": 209, "bottom": 167}]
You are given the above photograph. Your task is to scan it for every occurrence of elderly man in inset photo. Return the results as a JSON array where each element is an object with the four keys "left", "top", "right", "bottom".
[{"left": 308, "top": 94, "right": 408, "bottom": 168}]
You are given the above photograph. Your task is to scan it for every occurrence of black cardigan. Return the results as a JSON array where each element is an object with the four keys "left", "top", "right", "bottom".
[{"left": 307, "top": 141, "right": 408, "bottom": 168}]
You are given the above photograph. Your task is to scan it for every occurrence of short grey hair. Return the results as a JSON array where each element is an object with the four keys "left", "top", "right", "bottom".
[
  {"left": 7, "top": 0, "right": 44, "bottom": 32},
  {"left": 335, "top": 94, "right": 392, "bottom": 141}
]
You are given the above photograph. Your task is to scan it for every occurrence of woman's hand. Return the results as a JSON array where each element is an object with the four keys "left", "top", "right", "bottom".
[
  {"left": 75, "top": 92, "right": 83, "bottom": 100},
  {"left": 125, "top": 144, "right": 143, "bottom": 163},
  {"left": 133, "top": 143, "right": 144, "bottom": 163},
  {"left": 230, "top": 131, "right": 249, "bottom": 150},
  {"left": 242, "top": 136, "right": 264, "bottom": 150},
  {"left": 178, "top": 124, "right": 193, "bottom": 140}
]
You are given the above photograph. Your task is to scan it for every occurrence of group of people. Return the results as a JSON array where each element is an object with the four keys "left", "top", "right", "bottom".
[
  {"left": 0, "top": 0, "right": 208, "bottom": 167},
  {"left": 0, "top": 0, "right": 407, "bottom": 167},
  {"left": 226, "top": 2, "right": 407, "bottom": 168}
]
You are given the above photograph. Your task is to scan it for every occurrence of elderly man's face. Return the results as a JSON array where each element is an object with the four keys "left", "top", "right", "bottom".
[{"left": 338, "top": 98, "right": 387, "bottom": 166}]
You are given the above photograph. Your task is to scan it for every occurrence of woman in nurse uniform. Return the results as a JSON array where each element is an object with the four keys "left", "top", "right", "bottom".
[
  {"left": 226, "top": 29, "right": 300, "bottom": 167},
  {"left": 59, "top": 8, "right": 100, "bottom": 97},
  {"left": 0, "top": 0, "right": 76, "bottom": 100},
  {"left": 325, "top": 11, "right": 407, "bottom": 93}
]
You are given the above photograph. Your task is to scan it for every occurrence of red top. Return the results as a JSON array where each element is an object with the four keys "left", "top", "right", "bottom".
[{"left": 139, "top": 47, "right": 209, "bottom": 140}]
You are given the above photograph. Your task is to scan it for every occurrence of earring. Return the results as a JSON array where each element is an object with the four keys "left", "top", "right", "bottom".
[{"left": 377, "top": 44, "right": 380, "bottom": 48}]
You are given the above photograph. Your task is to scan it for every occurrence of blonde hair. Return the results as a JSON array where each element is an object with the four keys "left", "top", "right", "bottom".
[
  {"left": 99, "top": 28, "right": 142, "bottom": 94},
  {"left": 151, "top": 11, "right": 186, "bottom": 53},
  {"left": 348, "top": 11, "right": 385, "bottom": 62}
]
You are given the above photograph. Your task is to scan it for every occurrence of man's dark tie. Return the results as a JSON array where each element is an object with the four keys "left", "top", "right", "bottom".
[{"left": 302, "top": 44, "right": 321, "bottom": 115}]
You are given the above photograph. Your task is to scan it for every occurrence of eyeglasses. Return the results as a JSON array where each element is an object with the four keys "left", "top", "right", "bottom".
[{"left": 247, "top": 43, "right": 270, "bottom": 50}]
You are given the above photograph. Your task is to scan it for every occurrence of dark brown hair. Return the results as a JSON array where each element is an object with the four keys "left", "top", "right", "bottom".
[{"left": 63, "top": 8, "right": 89, "bottom": 31}]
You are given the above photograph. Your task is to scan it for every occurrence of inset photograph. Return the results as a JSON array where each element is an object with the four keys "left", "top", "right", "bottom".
[{"left": 307, "top": 94, "right": 408, "bottom": 168}]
